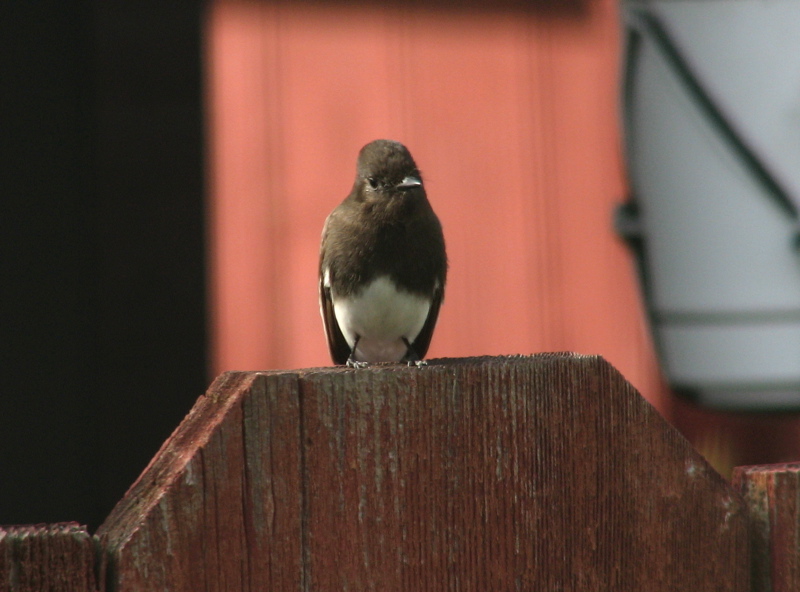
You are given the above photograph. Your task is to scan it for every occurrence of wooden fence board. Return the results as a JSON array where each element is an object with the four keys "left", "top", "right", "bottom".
[
  {"left": 96, "top": 354, "right": 749, "bottom": 590},
  {"left": 0, "top": 523, "right": 97, "bottom": 592},
  {"left": 300, "top": 354, "right": 748, "bottom": 591},
  {"left": 733, "top": 462, "right": 800, "bottom": 592},
  {"left": 96, "top": 371, "right": 304, "bottom": 591}
]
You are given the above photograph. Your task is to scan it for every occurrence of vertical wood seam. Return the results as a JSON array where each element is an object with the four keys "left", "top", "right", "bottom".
[{"left": 297, "top": 373, "right": 311, "bottom": 592}]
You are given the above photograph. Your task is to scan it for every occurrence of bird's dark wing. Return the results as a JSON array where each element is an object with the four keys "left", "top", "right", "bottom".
[
  {"left": 319, "top": 274, "right": 352, "bottom": 365},
  {"left": 409, "top": 285, "right": 444, "bottom": 360}
]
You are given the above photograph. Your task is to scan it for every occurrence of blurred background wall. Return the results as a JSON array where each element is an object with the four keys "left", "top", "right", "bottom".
[
  {"left": 2, "top": 0, "right": 799, "bottom": 532},
  {"left": 206, "top": 0, "right": 667, "bottom": 399}
]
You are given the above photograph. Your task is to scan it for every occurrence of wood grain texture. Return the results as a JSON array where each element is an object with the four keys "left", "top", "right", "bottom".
[
  {"left": 0, "top": 523, "right": 97, "bottom": 592},
  {"left": 96, "top": 371, "right": 303, "bottom": 591},
  {"left": 300, "top": 355, "right": 747, "bottom": 590},
  {"left": 733, "top": 462, "right": 800, "bottom": 592},
  {"left": 97, "top": 355, "right": 748, "bottom": 590}
]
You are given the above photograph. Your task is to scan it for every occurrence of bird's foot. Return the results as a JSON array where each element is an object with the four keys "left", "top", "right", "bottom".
[
  {"left": 402, "top": 338, "right": 426, "bottom": 367},
  {"left": 346, "top": 357, "right": 369, "bottom": 369},
  {"left": 345, "top": 338, "right": 369, "bottom": 368}
]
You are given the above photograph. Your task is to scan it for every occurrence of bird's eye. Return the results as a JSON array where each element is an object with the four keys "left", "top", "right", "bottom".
[{"left": 367, "top": 177, "right": 378, "bottom": 189}]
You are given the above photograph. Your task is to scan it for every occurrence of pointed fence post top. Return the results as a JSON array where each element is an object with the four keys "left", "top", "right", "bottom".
[{"left": 94, "top": 354, "right": 749, "bottom": 591}]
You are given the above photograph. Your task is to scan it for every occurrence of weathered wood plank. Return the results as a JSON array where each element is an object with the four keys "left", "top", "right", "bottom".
[
  {"left": 97, "top": 354, "right": 749, "bottom": 590},
  {"left": 96, "top": 371, "right": 304, "bottom": 591},
  {"left": 733, "top": 462, "right": 800, "bottom": 592},
  {"left": 0, "top": 523, "right": 97, "bottom": 592},
  {"left": 300, "top": 354, "right": 748, "bottom": 591}
]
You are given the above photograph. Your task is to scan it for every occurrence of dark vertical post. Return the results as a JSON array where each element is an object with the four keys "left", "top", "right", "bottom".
[
  {"left": 0, "top": 523, "right": 97, "bottom": 592},
  {"left": 733, "top": 463, "right": 800, "bottom": 592}
]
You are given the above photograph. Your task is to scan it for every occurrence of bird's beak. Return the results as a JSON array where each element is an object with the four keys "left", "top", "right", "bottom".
[{"left": 396, "top": 176, "right": 422, "bottom": 190}]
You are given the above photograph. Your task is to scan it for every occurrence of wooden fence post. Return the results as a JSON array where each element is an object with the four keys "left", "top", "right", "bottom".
[
  {"left": 95, "top": 354, "right": 749, "bottom": 591},
  {"left": 0, "top": 523, "right": 97, "bottom": 592},
  {"left": 733, "top": 463, "right": 800, "bottom": 592}
]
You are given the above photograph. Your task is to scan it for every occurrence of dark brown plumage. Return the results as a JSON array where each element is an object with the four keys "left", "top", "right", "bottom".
[{"left": 319, "top": 140, "right": 447, "bottom": 366}]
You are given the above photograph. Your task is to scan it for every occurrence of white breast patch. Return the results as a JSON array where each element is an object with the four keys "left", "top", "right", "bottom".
[{"left": 331, "top": 275, "right": 430, "bottom": 363}]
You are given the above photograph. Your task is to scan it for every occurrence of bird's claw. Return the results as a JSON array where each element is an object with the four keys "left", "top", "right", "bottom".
[{"left": 346, "top": 358, "right": 369, "bottom": 369}]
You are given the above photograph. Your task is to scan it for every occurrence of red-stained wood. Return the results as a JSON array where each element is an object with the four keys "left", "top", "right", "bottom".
[
  {"left": 97, "top": 355, "right": 748, "bottom": 590},
  {"left": 0, "top": 523, "right": 97, "bottom": 592},
  {"left": 96, "top": 371, "right": 304, "bottom": 591},
  {"left": 733, "top": 463, "right": 800, "bottom": 592}
]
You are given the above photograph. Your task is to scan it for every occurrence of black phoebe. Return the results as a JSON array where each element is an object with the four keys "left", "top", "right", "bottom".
[{"left": 319, "top": 139, "right": 447, "bottom": 367}]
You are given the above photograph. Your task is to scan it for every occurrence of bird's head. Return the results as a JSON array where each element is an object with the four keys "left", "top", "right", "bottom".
[{"left": 354, "top": 139, "right": 424, "bottom": 202}]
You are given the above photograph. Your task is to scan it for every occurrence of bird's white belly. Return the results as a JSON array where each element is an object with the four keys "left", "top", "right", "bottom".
[{"left": 333, "top": 275, "right": 430, "bottom": 362}]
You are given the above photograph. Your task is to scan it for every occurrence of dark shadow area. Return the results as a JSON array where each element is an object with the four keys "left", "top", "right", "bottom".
[{"left": 0, "top": 1, "right": 208, "bottom": 531}]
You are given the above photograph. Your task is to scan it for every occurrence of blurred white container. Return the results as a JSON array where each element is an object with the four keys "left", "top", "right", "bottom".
[{"left": 618, "top": 0, "right": 800, "bottom": 409}]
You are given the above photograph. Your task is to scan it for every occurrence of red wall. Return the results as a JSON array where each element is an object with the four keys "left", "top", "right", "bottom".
[
  {"left": 205, "top": 0, "right": 669, "bottom": 409},
  {"left": 205, "top": 0, "right": 800, "bottom": 474}
]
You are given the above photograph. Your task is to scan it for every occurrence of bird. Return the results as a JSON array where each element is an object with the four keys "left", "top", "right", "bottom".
[{"left": 319, "top": 139, "right": 447, "bottom": 367}]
